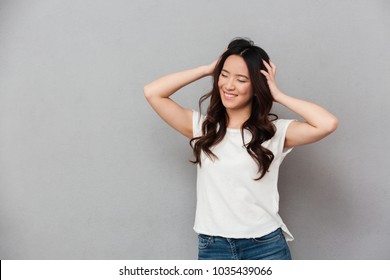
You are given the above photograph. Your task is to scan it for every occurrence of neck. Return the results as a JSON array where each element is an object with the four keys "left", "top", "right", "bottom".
[{"left": 226, "top": 107, "right": 251, "bottom": 129}]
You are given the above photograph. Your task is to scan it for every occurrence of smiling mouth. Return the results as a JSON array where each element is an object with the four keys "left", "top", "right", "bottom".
[{"left": 223, "top": 91, "right": 238, "bottom": 99}]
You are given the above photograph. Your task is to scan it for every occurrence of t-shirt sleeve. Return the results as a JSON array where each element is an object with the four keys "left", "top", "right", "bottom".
[
  {"left": 192, "top": 110, "right": 205, "bottom": 138},
  {"left": 273, "top": 119, "right": 296, "bottom": 161}
]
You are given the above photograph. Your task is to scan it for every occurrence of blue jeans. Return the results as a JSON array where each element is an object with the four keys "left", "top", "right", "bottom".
[{"left": 198, "top": 228, "right": 292, "bottom": 260}]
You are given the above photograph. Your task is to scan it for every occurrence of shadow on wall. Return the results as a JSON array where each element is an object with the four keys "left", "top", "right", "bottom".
[{"left": 278, "top": 142, "right": 358, "bottom": 259}]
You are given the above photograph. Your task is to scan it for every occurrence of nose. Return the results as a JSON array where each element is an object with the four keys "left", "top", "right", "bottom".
[{"left": 225, "top": 78, "right": 235, "bottom": 90}]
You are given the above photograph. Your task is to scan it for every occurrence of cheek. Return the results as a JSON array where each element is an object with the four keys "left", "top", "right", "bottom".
[
  {"left": 239, "top": 84, "right": 253, "bottom": 96},
  {"left": 217, "top": 78, "right": 223, "bottom": 89}
]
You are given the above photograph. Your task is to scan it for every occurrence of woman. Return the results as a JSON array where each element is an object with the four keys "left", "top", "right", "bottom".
[{"left": 144, "top": 38, "right": 338, "bottom": 260}]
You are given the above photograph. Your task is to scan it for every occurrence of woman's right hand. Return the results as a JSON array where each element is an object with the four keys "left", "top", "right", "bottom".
[
  {"left": 203, "top": 59, "right": 219, "bottom": 76},
  {"left": 144, "top": 63, "right": 216, "bottom": 139}
]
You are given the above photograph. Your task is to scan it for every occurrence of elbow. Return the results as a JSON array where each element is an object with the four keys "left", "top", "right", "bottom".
[
  {"left": 324, "top": 116, "right": 339, "bottom": 134},
  {"left": 143, "top": 84, "right": 152, "bottom": 100}
]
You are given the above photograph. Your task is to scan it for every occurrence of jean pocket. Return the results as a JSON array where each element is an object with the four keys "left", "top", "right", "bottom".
[
  {"left": 252, "top": 229, "right": 281, "bottom": 244},
  {"left": 198, "top": 234, "right": 212, "bottom": 250}
]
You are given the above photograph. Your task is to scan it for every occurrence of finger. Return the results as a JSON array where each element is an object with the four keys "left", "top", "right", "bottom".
[
  {"left": 262, "top": 59, "right": 271, "bottom": 71},
  {"left": 260, "top": 69, "right": 267, "bottom": 74},
  {"left": 260, "top": 70, "right": 270, "bottom": 78},
  {"left": 260, "top": 70, "right": 274, "bottom": 81},
  {"left": 262, "top": 60, "right": 275, "bottom": 77},
  {"left": 269, "top": 61, "right": 277, "bottom": 74},
  {"left": 261, "top": 60, "right": 275, "bottom": 73}
]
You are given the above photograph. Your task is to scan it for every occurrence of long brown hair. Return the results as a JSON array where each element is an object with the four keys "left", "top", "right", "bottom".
[{"left": 190, "top": 38, "right": 277, "bottom": 180}]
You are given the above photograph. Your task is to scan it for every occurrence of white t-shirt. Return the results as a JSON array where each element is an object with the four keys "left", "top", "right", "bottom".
[{"left": 192, "top": 110, "right": 295, "bottom": 241}]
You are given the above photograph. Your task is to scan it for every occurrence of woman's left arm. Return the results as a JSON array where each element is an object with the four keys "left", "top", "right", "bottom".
[{"left": 261, "top": 61, "right": 339, "bottom": 148}]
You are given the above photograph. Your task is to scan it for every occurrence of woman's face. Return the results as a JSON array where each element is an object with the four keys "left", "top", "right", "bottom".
[{"left": 218, "top": 55, "right": 253, "bottom": 113}]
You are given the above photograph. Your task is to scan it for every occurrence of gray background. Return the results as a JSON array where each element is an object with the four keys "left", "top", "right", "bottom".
[{"left": 0, "top": 0, "right": 389, "bottom": 260}]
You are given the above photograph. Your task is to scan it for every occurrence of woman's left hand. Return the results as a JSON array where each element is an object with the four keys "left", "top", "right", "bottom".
[
  {"left": 260, "top": 60, "right": 283, "bottom": 102},
  {"left": 260, "top": 60, "right": 339, "bottom": 148}
]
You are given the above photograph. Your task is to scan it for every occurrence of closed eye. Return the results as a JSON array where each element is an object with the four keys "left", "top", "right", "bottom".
[
  {"left": 222, "top": 69, "right": 249, "bottom": 82},
  {"left": 220, "top": 73, "right": 228, "bottom": 78}
]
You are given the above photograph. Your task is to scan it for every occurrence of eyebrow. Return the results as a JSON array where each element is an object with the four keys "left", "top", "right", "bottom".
[{"left": 221, "top": 69, "right": 249, "bottom": 80}]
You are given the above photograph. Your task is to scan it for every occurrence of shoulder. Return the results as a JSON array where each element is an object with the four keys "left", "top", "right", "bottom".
[
  {"left": 272, "top": 119, "right": 296, "bottom": 134},
  {"left": 192, "top": 110, "right": 206, "bottom": 137},
  {"left": 269, "top": 119, "right": 296, "bottom": 157},
  {"left": 270, "top": 119, "right": 296, "bottom": 146}
]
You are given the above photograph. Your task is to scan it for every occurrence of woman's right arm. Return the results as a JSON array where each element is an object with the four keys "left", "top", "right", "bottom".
[{"left": 144, "top": 62, "right": 215, "bottom": 139}]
